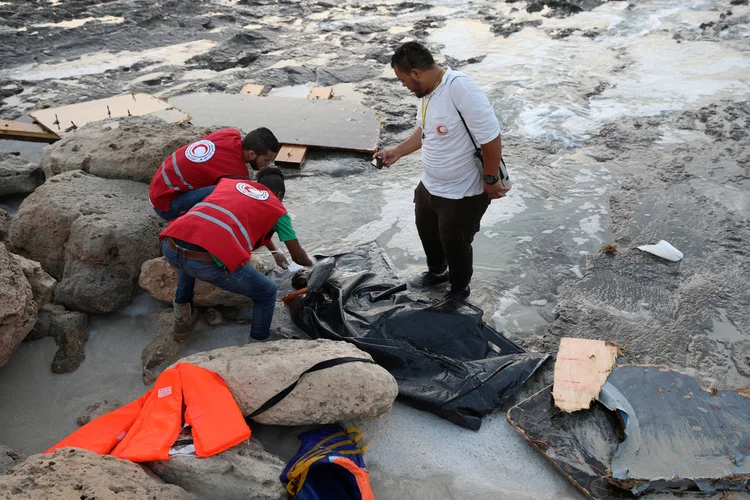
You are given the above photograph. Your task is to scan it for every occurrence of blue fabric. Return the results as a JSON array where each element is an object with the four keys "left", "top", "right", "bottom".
[
  {"left": 153, "top": 185, "right": 217, "bottom": 221},
  {"left": 161, "top": 239, "right": 277, "bottom": 340},
  {"left": 281, "top": 425, "right": 369, "bottom": 500}
]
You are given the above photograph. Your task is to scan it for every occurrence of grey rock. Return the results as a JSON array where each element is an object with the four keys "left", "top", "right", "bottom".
[
  {"left": 9, "top": 253, "right": 56, "bottom": 307},
  {"left": 77, "top": 399, "right": 124, "bottom": 426},
  {"left": 0, "top": 209, "right": 11, "bottom": 244},
  {"left": 317, "top": 63, "right": 382, "bottom": 86},
  {"left": 40, "top": 116, "right": 214, "bottom": 184},
  {"left": 178, "top": 339, "right": 399, "bottom": 425},
  {"left": 0, "top": 445, "right": 23, "bottom": 476},
  {"left": 142, "top": 332, "right": 186, "bottom": 385},
  {"left": 188, "top": 32, "right": 268, "bottom": 72},
  {"left": 0, "top": 243, "right": 36, "bottom": 367},
  {"left": 31, "top": 303, "right": 89, "bottom": 373},
  {"left": 0, "top": 152, "right": 44, "bottom": 197},
  {"left": 9, "top": 171, "right": 166, "bottom": 313},
  {"left": 0, "top": 447, "right": 194, "bottom": 499},
  {"left": 149, "top": 440, "right": 286, "bottom": 500}
]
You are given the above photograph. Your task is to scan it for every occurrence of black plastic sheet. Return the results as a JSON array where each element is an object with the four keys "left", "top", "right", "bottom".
[{"left": 290, "top": 247, "right": 547, "bottom": 430}]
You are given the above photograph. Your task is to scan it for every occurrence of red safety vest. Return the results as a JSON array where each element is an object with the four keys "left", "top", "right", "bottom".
[
  {"left": 160, "top": 178, "right": 287, "bottom": 271},
  {"left": 149, "top": 128, "right": 249, "bottom": 212},
  {"left": 45, "top": 363, "right": 250, "bottom": 462}
]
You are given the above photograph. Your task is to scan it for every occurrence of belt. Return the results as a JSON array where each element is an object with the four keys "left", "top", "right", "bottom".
[{"left": 164, "top": 237, "right": 216, "bottom": 263}]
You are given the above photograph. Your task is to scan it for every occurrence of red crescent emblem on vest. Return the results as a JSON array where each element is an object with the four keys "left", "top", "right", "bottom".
[
  {"left": 185, "top": 140, "right": 216, "bottom": 163},
  {"left": 437, "top": 124, "right": 448, "bottom": 135},
  {"left": 236, "top": 182, "right": 270, "bottom": 201}
]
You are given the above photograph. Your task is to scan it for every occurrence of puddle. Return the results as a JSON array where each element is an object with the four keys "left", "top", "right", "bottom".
[{"left": 2, "top": 40, "right": 217, "bottom": 81}]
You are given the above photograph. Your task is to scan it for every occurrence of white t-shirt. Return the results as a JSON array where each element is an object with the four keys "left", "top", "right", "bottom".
[{"left": 417, "top": 68, "right": 501, "bottom": 199}]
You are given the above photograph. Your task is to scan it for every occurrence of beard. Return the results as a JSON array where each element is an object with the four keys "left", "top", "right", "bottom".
[{"left": 248, "top": 158, "right": 259, "bottom": 170}]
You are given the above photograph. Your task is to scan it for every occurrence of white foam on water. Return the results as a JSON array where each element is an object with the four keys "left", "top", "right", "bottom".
[
  {"left": 2, "top": 40, "right": 217, "bottom": 81},
  {"left": 570, "top": 265, "right": 584, "bottom": 279},
  {"left": 579, "top": 214, "right": 605, "bottom": 241},
  {"left": 33, "top": 16, "right": 124, "bottom": 29},
  {"left": 326, "top": 191, "right": 354, "bottom": 204},
  {"left": 480, "top": 192, "right": 528, "bottom": 228},
  {"left": 358, "top": 403, "right": 578, "bottom": 499}
]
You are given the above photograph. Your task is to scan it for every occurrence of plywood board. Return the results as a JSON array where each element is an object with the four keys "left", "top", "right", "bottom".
[
  {"left": 169, "top": 92, "right": 380, "bottom": 153},
  {"left": 598, "top": 366, "right": 750, "bottom": 494},
  {"left": 28, "top": 93, "right": 191, "bottom": 137},
  {"left": 507, "top": 386, "right": 630, "bottom": 500},
  {"left": 275, "top": 144, "right": 307, "bottom": 168},
  {"left": 553, "top": 338, "right": 619, "bottom": 412},
  {"left": 240, "top": 84, "right": 267, "bottom": 96},
  {"left": 0, "top": 120, "right": 59, "bottom": 142},
  {"left": 308, "top": 86, "right": 333, "bottom": 100}
]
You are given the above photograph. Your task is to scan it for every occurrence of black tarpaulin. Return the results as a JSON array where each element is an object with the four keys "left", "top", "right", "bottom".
[{"left": 290, "top": 246, "right": 548, "bottom": 430}]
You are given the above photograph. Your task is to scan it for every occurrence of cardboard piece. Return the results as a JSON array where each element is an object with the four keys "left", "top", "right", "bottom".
[
  {"left": 0, "top": 119, "right": 59, "bottom": 142},
  {"left": 169, "top": 93, "right": 380, "bottom": 153},
  {"left": 275, "top": 145, "right": 307, "bottom": 168},
  {"left": 308, "top": 86, "right": 334, "bottom": 100},
  {"left": 29, "top": 93, "right": 191, "bottom": 136},
  {"left": 553, "top": 338, "right": 619, "bottom": 412},
  {"left": 240, "top": 84, "right": 268, "bottom": 96}
]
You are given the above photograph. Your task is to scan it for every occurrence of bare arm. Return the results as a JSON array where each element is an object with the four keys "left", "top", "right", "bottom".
[
  {"left": 372, "top": 126, "right": 423, "bottom": 167},
  {"left": 480, "top": 135, "right": 502, "bottom": 176},
  {"left": 283, "top": 239, "right": 313, "bottom": 267}
]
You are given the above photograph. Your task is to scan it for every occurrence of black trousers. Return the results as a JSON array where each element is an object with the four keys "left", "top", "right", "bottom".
[{"left": 414, "top": 182, "right": 491, "bottom": 290}]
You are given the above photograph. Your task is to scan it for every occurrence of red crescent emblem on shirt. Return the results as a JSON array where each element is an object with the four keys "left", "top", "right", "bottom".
[{"left": 437, "top": 124, "right": 448, "bottom": 135}]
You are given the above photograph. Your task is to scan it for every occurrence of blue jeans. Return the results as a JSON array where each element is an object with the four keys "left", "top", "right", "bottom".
[
  {"left": 161, "top": 240, "right": 277, "bottom": 340},
  {"left": 154, "top": 186, "right": 217, "bottom": 221}
]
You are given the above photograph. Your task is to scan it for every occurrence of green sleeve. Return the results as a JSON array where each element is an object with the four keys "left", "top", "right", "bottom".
[{"left": 272, "top": 213, "right": 297, "bottom": 242}]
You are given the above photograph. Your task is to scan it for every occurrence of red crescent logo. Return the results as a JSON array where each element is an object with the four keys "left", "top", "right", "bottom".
[{"left": 437, "top": 125, "right": 448, "bottom": 135}]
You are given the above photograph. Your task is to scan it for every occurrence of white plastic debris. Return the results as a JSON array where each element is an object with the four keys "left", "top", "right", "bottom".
[{"left": 637, "top": 240, "right": 683, "bottom": 262}]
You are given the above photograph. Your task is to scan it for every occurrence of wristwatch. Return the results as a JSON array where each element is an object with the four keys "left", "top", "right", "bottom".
[{"left": 483, "top": 174, "right": 499, "bottom": 185}]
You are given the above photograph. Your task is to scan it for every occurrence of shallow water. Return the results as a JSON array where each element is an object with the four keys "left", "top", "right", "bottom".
[{"left": 1, "top": 0, "right": 749, "bottom": 498}]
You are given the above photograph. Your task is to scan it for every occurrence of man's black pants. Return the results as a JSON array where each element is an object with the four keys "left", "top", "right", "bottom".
[{"left": 414, "top": 182, "right": 491, "bottom": 290}]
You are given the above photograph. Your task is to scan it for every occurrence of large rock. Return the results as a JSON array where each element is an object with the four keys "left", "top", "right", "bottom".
[
  {"left": 139, "top": 256, "right": 271, "bottom": 308},
  {"left": 9, "top": 253, "right": 56, "bottom": 307},
  {"left": 0, "top": 152, "right": 44, "bottom": 197},
  {"left": 179, "top": 339, "right": 398, "bottom": 425},
  {"left": 0, "top": 209, "right": 11, "bottom": 244},
  {"left": 77, "top": 399, "right": 125, "bottom": 426},
  {"left": 149, "top": 440, "right": 286, "bottom": 500},
  {"left": 31, "top": 303, "right": 89, "bottom": 373},
  {"left": 9, "top": 171, "right": 166, "bottom": 313},
  {"left": 0, "top": 243, "right": 36, "bottom": 367},
  {"left": 0, "top": 447, "right": 194, "bottom": 499},
  {"left": 40, "top": 116, "right": 213, "bottom": 184},
  {"left": 0, "top": 445, "right": 23, "bottom": 476}
]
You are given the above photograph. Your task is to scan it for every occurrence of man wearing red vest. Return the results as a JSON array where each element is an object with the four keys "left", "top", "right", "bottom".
[
  {"left": 149, "top": 127, "right": 280, "bottom": 221},
  {"left": 160, "top": 167, "right": 313, "bottom": 341}
]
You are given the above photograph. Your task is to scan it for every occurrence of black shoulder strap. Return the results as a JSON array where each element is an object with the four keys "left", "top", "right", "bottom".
[
  {"left": 448, "top": 75, "right": 481, "bottom": 153},
  {"left": 448, "top": 75, "right": 508, "bottom": 169},
  {"left": 248, "top": 357, "right": 376, "bottom": 418}
]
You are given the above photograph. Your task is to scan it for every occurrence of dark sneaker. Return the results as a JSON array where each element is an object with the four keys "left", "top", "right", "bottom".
[
  {"left": 409, "top": 270, "right": 450, "bottom": 289},
  {"left": 445, "top": 285, "right": 470, "bottom": 300}
]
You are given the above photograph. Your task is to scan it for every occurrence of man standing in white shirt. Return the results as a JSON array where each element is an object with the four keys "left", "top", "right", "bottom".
[{"left": 374, "top": 41, "right": 509, "bottom": 299}]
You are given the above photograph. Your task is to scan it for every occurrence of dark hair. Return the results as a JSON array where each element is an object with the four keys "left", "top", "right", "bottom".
[
  {"left": 256, "top": 166, "right": 285, "bottom": 200},
  {"left": 242, "top": 127, "right": 280, "bottom": 155},
  {"left": 391, "top": 41, "right": 436, "bottom": 73}
]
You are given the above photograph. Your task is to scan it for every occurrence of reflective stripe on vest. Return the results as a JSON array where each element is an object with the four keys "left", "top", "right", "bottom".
[
  {"left": 171, "top": 152, "right": 194, "bottom": 190},
  {"left": 184, "top": 211, "right": 251, "bottom": 251},
  {"left": 160, "top": 162, "right": 178, "bottom": 191},
  {"left": 194, "top": 202, "right": 252, "bottom": 250}
]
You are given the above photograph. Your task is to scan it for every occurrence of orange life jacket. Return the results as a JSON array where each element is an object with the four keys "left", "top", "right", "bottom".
[{"left": 46, "top": 363, "right": 250, "bottom": 462}]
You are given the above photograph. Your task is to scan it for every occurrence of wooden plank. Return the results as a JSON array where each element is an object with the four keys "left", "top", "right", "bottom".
[
  {"left": 0, "top": 120, "right": 59, "bottom": 142},
  {"left": 307, "top": 86, "right": 333, "bottom": 100},
  {"left": 274, "top": 144, "right": 307, "bottom": 168},
  {"left": 552, "top": 338, "right": 618, "bottom": 412},
  {"left": 28, "top": 93, "right": 192, "bottom": 137},
  {"left": 240, "top": 84, "right": 268, "bottom": 96},
  {"left": 169, "top": 93, "right": 380, "bottom": 153}
]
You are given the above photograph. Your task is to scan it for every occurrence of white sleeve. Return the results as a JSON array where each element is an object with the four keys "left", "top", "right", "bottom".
[{"left": 450, "top": 77, "right": 501, "bottom": 145}]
